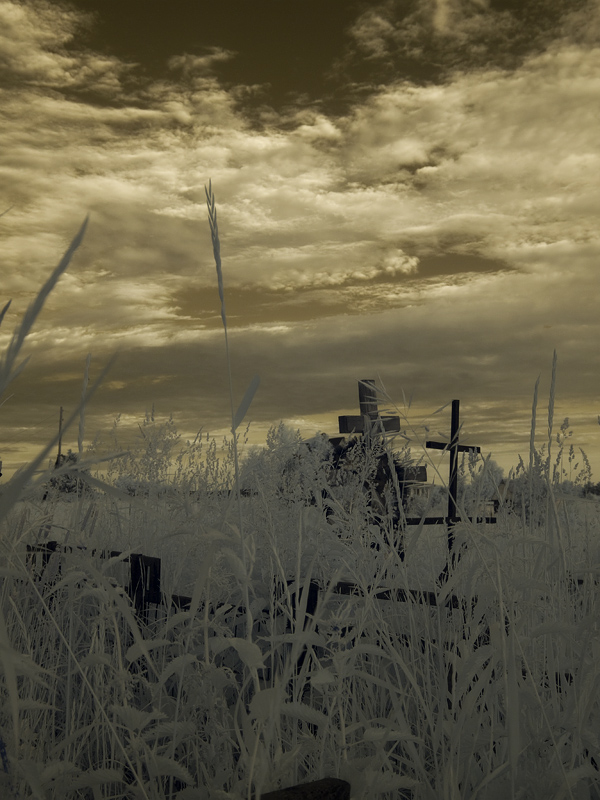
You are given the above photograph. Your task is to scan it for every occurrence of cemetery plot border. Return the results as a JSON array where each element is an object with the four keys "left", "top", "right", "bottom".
[
  {"left": 25, "top": 541, "right": 594, "bottom": 720},
  {"left": 26, "top": 541, "right": 156, "bottom": 623},
  {"left": 25, "top": 541, "right": 320, "bottom": 642}
]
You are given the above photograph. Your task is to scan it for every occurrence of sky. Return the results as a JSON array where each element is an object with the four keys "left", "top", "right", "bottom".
[{"left": 0, "top": 0, "right": 599, "bottom": 483}]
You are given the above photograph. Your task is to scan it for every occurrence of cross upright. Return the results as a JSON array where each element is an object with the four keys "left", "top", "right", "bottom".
[
  {"left": 338, "top": 379, "right": 400, "bottom": 441},
  {"left": 425, "top": 399, "right": 481, "bottom": 555}
]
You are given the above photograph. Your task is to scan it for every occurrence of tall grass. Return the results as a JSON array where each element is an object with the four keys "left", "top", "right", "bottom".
[{"left": 0, "top": 209, "right": 599, "bottom": 800}]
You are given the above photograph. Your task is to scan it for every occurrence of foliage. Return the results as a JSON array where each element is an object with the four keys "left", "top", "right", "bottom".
[
  {"left": 97, "top": 406, "right": 182, "bottom": 494},
  {"left": 583, "top": 480, "right": 600, "bottom": 497},
  {"left": 43, "top": 449, "right": 91, "bottom": 496},
  {"left": 458, "top": 454, "right": 504, "bottom": 516}
]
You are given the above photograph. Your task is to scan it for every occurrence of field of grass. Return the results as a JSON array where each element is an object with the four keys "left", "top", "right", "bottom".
[{"left": 1, "top": 203, "right": 599, "bottom": 799}]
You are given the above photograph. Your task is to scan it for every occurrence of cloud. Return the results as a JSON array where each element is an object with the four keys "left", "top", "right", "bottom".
[
  {"left": 343, "top": 0, "right": 597, "bottom": 80},
  {"left": 0, "top": 0, "right": 135, "bottom": 96},
  {"left": 167, "top": 48, "right": 236, "bottom": 77},
  {"left": 432, "top": 0, "right": 453, "bottom": 34},
  {"left": 349, "top": 4, "right": 398, "bottom": 60},
  {"left": 335, "top": 44, "right": 600, "bottom": 257},
  {"left": 431, "top": 0, "right": 496, "bottom": 36}
]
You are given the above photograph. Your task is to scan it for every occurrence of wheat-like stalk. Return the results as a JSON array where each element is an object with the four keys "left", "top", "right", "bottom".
[
  {"left": 205, "top": 182, "right": 262, "bottom": 721},
  {"left": 78, "top": 353, "right": 91, "bottom": 456},
  {"left": 547, "top": 348, "right": 558, "bottom": 471}
]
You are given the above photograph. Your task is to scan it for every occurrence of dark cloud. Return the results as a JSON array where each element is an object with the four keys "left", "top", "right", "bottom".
[
  {"left": 413, "top": 253, "right": 511, "bottom": 277},
  {"left": 337, "top": 0, "right": 595, "bottom": 88}
]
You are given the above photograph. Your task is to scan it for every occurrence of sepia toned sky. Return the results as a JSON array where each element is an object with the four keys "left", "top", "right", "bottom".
[{"left": 1, "top": 0, "right": 599, "bottom": 481}]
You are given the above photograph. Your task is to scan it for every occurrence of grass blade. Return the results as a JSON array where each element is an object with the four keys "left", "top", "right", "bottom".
[
  {"left": 0, "top": 216, "right": 88, "bottom": 397},
  {"left": 233, "top": 374, "right": 260, "bottom": 432}
]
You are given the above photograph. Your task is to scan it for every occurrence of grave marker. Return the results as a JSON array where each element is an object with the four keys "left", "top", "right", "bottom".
[
  {"left": 420, "top": 398, "right": 496, "bottom": 576},
  {"left": 338, "top": 379, "right": 400, "bottom": 438},
  {"left": 336, "top": 379, "right": 425, "bottom": 511},
  {"left": 336, "top": 387, "right": 496, "bottom": 577}
]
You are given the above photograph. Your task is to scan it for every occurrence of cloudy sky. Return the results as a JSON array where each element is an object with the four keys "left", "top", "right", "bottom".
[{"left": 1, "top": 0, "right": 599, "bottom": 482}]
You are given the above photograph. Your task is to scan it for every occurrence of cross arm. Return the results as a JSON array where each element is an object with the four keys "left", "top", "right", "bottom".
[
  {"left": 339, "top": 415, "right": 400, "bottom": 434},
  {"left": 425, "top": 440, "right": 481, "bottom": 453}
]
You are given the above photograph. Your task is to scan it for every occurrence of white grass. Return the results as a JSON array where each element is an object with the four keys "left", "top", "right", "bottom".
[{"left": 0, "top": 210, "right": 599, "bottom": 800}]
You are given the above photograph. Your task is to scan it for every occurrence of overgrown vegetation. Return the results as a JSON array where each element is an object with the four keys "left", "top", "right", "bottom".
[{"left": 0, "top": 210, "right": 599, "bottom": 800}]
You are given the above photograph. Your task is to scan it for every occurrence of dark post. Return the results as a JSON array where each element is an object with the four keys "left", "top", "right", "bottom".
[
  {"left": 359, "top": 378, "right": 377, "bottom": 444},
  {"left": 358, "top": 378, "right": 378, "bottom": 416},
  {"left": 57, "top": 406, "right": 64, "bottom": 466},
  {"left": 447, "top": 399, "right": 460, "bottom": 553},
  {"left": 128, "top": 554, "right": 162, "bottom": 624}
]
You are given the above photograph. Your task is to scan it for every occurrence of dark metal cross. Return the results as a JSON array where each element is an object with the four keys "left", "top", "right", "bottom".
[
  {"left": 424, "top": 399, "right": 495, "bottom": 561},
  {"left": 426, "top": 400, "right": 478, "bottom": 525},
  {"left": 338, "top": 379, "right": 400, "bottom": 439}
]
